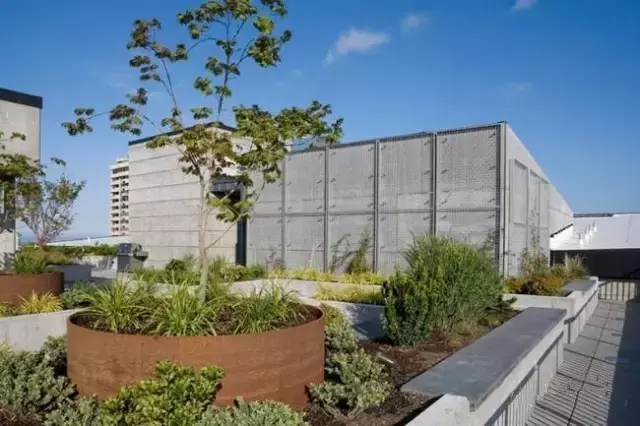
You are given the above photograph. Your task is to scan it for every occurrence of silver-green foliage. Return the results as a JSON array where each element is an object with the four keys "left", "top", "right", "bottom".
[
  {"left": 44, "top": 397, "right": 102, "bottom": 426},
  {"left": 0, "top": 337, "right": 74, "bottom": 419},
  {"left": 325, "top": 320, "right": 358, "bottom": 356},
  {"left": 60, "top": 281, "right": 103, "bottom": 310},
  {"left": 309, "top": 349, "right": 391, "bottom": 420},
  {"left": 99, "top": 361, "right": 225, "bottom": 425},
  {"left": 196, "top": 398, "right": 308, "bottom": 426},
  {"left": 384, "top": 236, "right": 503, "bottom": 346}
]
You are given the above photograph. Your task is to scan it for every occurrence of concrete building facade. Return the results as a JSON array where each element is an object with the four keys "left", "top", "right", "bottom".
[
  {"left": 0, "top": 88, "right": 42, "bottom": 265},
  {"left": 127, "top": 122, "right": 572, "bottom": 274},
  {"left": 127, "top": 127, "right": 241, "bottom": 269},
  {"left": 110, "top": 156, "right": 130, "bottom": 236}
]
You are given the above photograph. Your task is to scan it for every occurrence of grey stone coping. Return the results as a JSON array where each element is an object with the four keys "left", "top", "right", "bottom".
[
  {"left": 401, "top": 307, "right": 565, "bottom": 410},
  {"left": 562, "top": 279, "right": 597, "bottom": 294}
]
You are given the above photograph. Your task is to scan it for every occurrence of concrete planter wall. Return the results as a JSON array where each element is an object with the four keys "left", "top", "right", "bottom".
[
  {"left": 231, "top": 278, "right": 382, "bottom": 298},
  {"left": 67, "top": 307, "right": 325, "bottom": 409},
  {"left": 0, "top": 309, "right": 82, "bottom": 351},
  {"left": 53, "top": 264, "right": 92, "bottom": 283},
  {"left": 0, "top": 272, "right": 63, "bottom": 305},
  {"left": 300, "top": 297, "right": 385, "bottom": 340},
  {"left": 504, "top": 278, "right": 599, "bottom": 343},
  {"left": 76, "top": 255, "right": 115, "bottom": 270},
  {"left": 404, "top": 307, "right": 566, "bottom": 426}
]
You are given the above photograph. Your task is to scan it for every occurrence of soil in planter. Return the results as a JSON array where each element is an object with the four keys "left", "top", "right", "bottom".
[
  {"left": 0, "top": 407, "right": 40, "bottom": 426},
  {"left": 307, "top": 311, "right": 517, "bottom": 425}
]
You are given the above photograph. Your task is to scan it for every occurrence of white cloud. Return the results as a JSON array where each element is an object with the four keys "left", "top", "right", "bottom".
[
  {"left": 323, "top": 28, "right": 390, "bottom": 66},
  {"left": 512, "top": 0, "right": 537, "bottom": 10},
  {"left": 499, "top": 82, "right": 533, "bottom": 98},
  {"left": 401, "top": 12, "right": 428, "bottom": 32}
]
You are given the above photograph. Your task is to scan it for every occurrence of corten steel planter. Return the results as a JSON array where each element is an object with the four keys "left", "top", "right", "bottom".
[
  {"left": 67, "top": 307, "right": 324, "bottom": 409},
  {"left": 0, "top": 272, "right": 63, "bottom": 305}
]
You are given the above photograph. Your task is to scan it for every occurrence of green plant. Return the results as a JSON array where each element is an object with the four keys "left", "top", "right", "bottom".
[
  {"left": 309, "top": 349, "right": 391, "bottom": 420},
  {"left": 504, "top": 276, "right": 526, "bottom": 294},
  {"left": 11, "top": 250, "right": 50, "bottom": 275},
  {"left": 197, "top": 398, "right": 308, "bottom": 426},
  {"left": 287, "top": 267, "right": 334, "bottom": 282},
  {"left": 18, "top": 292, "right": 63, "bottom": 315},
  {"left": 229, "top": 285, "right": 306, "bottom": 334},
  {"left": 150, "top": 284, "right": 221, "bottom": 336},
  {"left": 60, "top": 282, "right": 103, "bottom": 310},
  {"left": 81, "top": 281, "right": 155, "bottom": 333},
  {"left": 520, "top": 250, "right": 550, "bottom": 280},
  {"left": 346, "top": 231, "right": 372, "bottom": 274},
  {"left": 0, "top": 301, "right": 14, "bottom": 317},
  {"left": 325, "top": 319, "right": 358, "bottom": 356},
  {"left": 562, "top": 254, "right": 588, "bottom": 281},
  {"left": 99, "top": 361, "right": 224, "bottom": 425},
  {"left": 0, "top": 338, "right": 74, "bottom": 420},
  {"left": 44, "top": 397, "right": 101, "bottom": 426},
  {"left": 518, "top": 276, "right": 565, "bottom": 296},
  {"left": 384, "top": 236, "right": 503, "bottom": 347},
  {"left": 315, "top": 284, "right": 384, "bottom": 305},
  {"left": 319, "top": 303, "right": 347, "bottom": 327},
  {"left": 338, "top": 271, "right": 386, "bottom": 286},
  {"left": 244, "top": 263, "right": 267, "bottom": 280}
]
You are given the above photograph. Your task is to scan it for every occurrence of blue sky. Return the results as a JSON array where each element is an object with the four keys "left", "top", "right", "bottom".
[{"left": 3, "top": 0, "right": 639, "bottom": 237}]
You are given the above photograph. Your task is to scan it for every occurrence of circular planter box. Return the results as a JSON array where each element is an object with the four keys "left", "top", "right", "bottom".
[
  {"left": 67, "top": 307, "right": 325, "bottom": 409},
  {"left": 0, "top": 272, "right": 63, "bottom": 305}
]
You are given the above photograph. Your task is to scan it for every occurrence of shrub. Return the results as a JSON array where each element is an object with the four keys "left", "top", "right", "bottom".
[
  {"left": 383, "top": 236, "right": 503, "bottom": 346},
  {"left": 99, "top": 361, "right": 224, "bottom": 425},
  {"left": 11, "top": 250, "right": 50, "bottom": 275},
  {"left": 18, "top": 292, "right": 63, "bottom": 315},
  {"left": 504, "top": 276, "right": 526, "bottom": 294},
  {"left": 0, "top": 338, "right": 74, "bottom": 419},
  {"left": 339, "top": 271, "right": 386, "bottom": 286},
  {"left": 325, "top": 319, "right": 358, "bottom": 355},
  {"left": 518, "top": 276, "right": 565, "bottom": 296},
  {"left": 309, "top": 349, "right": 391, "bottom": 420},
  {"left": 562, "top": 255, "right": 588, "bottom": 281},
  {"left": 197, "top": 398, "right": 308, "bottom": 426},
  {"left": 244, "top": 263, "right": 267, "bottom": 280},
  {"left": 319, "top": 303, "right": 347, "bottom": 327},
  {"left": 520, "top": 250, "right": 550, "bottom": 280},
  {"left": 60, "top": 282, "right": 103, "bottom": 310},
  {"left": 44, "top": 397, "right": 101, "bottom": 426},
  {"left": 288, "top": 268, "right": 334, "bottom": 282},
  {"left": 315, "top": 284, "right": 383, "bottom": 305}
]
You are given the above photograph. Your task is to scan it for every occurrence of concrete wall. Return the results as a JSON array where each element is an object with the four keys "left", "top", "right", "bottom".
[
  {"left": 504, "top": 125, "right": 573, "bottom": 275},
  {"left": 0, "top": 309, "right": 81, "bottom": 351},
  {"left": 0, "top": 90, "right": 42, "bottom": 267},
  {"left": 127, "top": 140, "right": 238, "bottom": 268}
]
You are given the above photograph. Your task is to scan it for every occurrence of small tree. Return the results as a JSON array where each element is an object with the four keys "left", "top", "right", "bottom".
[
  {"left": 0, "top": 129, "right": 45, "bottom": 246},
  {"left": 20, "top": 162, "right": 85, "bottom": 248},
  {"left": 63, "top": 0, "right": 343, "bottom": 288}
]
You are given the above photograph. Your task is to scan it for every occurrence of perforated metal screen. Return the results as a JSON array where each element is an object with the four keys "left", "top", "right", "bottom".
[{"left": 247, "top": 125, "right": 504, "bottom": 273}]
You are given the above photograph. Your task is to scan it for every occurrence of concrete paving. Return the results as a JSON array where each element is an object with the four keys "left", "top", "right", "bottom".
[{"left": 528, "top": 300, "right": 640, "bottom": 426}]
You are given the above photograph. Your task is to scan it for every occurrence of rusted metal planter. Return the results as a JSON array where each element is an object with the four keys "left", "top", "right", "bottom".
[
  {"left": 67, "top": 307, "right": 324, "bottom": 409},
  {"left": 0, "top": 272, "right": 63, "bottom": 305}
]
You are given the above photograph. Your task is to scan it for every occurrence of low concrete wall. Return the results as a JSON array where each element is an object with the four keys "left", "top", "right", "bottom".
[
  {"left": 54, "top": 264, "right": 92, "bottom": 283},
  {"left": 504, "top": 278, "right": 599, "bottom": 343},
  {"left": 0, "top": 309, "right": 82, "bottom": 351},
  {"left": 76, "top": 255, "right": 116, "bottom": 270},
  {"left": 299, "top": 297, "right": 384, "bottom": 340},
  {"left": 405, "top": 307, "right": 566, "bottom": 426},
  {"left": 231, "top": 279, "right": 381, "bottom": 299}
]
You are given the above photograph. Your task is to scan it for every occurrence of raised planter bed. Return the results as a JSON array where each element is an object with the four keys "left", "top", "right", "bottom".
[
  {"left": 504, "top": 278, "right": 599, "bottom": 343},
  {"left": 77, "top": 255, "right": 115, "bottom": 270},
  {"left": 0, "top": 309, "right": 82, "bottom": 351},
  {"left": 53, "top": 264, "right": 92, "bottom": 283},
  {"left": 231, "top": 278, "right": 382, "bottom": 299},
  {"left": 67, "top": 306, "right": 325, "bottom": 409},
  {"left": 0, "top": 272, "right": 63, "bottom": 305},
  {"left": 403, "top": 307, "right": 566, "bottom": 426},
  {"left": 300, "top": 297, "right": 385, "bottom": 340}
]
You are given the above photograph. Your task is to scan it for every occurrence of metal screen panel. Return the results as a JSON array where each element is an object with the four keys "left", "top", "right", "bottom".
[
  {"left": 251, "top": 167, "right": 283, "bottom": 216},
  {"left": 328, "top": 144, "right": 375, "bottom": 213},
  {"left": 437, "top": 128, "right": 498, "bottom": 210},
  {"left": 328, "top": 214, "right": 374, "bottom": 272},
  {"left": 512, "top": 161, "right": 528, "bottom": 224},
  {"left": 540, "top": 179, "right": 550, "bottom": 229},
  {"left": 379, "top": 136, "right": 432, "bottom": 211},
  {"left": 285, "top": 151, "right": 325, "bottom": 214},
  {"left": 285, "top": 215, "right": 324, "bottom": 269},
  {"left": 529, "top": 171, "right": 541, "bottom": 227},
  {"left": 379, "top": 212, "right": 431, "bottom": 253},
  {"left": 436, "top": 210, "right": 498, "bottom": 249},
  {"left": 247, "top": 216, "right": 282, "bottom": 266},
  {"left": 508, "top": 223, "right": 528, "bottom": 276}
]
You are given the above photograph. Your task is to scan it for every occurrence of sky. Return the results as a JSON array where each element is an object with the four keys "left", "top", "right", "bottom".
[{"left": 2, "top": 0, "right": 639, "bottom": 238}]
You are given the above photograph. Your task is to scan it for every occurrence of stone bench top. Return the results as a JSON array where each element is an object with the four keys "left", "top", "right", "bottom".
[
  {"left": 401, "top": 307, "right": 565, "bottom": 409},
  {"left": 562, "top": 279, "right": 597, "bottom": 294}
]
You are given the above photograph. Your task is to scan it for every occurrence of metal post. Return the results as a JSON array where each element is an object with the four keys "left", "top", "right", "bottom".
[
  {"left": 323, "top": 146, "right": 330, "bottom": 271},
  {"left": 431, "top": 133, "right": 438, "bottom": 235},
  {"left": 373, "top": 139, "right": 380, "bottom": 272},
  {"left": 280, "top": 157, "right": 287, "bottom": 267}
]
